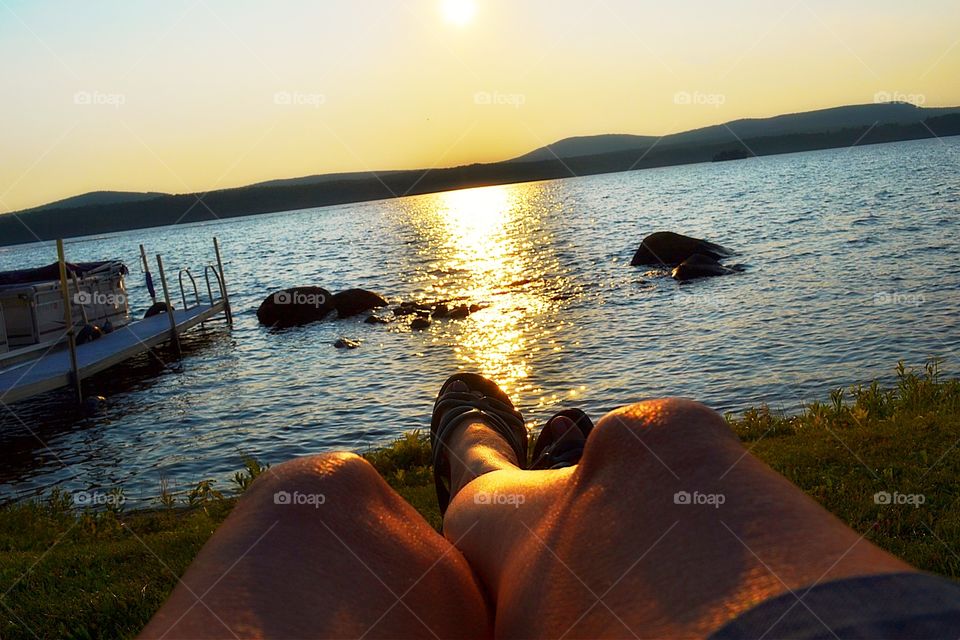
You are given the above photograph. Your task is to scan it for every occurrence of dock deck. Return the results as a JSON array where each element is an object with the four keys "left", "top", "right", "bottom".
[{"left": 0, "top": 302, "right": 225, "bottom": 404}]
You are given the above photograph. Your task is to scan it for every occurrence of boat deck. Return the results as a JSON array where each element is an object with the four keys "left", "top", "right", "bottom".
[{"left": 0, "top": 302, "right": 225, "bottom": 404}]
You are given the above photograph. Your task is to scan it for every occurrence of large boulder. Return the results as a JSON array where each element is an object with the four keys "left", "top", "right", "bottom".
[
  {"left": 671, "top": 254, "right": 737, "bottom": 281},
  {"left": 331, "top": 289, "right": 388, "bottom": 318},
  {"left": 630, "top": 232, "right": 733, "bottom": 266},
  {"left": 257, "top": 287, "right": 334, "bottom": 327}
]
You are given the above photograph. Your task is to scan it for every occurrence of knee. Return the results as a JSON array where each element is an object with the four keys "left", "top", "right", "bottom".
[
  {"left": 578, "top": 398, "right": 738, "bottom": 476},
  {"left": 246, "top": 452, "right": 384, "bottom": 502}
]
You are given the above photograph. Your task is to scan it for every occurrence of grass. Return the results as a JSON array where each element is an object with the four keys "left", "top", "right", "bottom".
[{"left": 1, "top": 361, "right": 959, "bottom": 638}]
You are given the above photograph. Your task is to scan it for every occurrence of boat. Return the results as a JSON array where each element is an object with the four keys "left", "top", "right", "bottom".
[
  {"left": 0, "top": 237, "right": 232, "bottom": 404},
  {"left": 0, "top": 260, "right": 130, "bottom": 358}
]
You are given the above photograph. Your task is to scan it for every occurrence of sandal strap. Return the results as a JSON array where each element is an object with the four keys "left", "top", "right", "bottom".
[
  {"left": 431, "top": 383, "right": 527, "bottom": 514},
  {"left": 530, "top": 409, "right": 594, "bottom": 470}
]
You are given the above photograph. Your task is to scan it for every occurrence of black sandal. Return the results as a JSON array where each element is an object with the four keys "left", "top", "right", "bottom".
[
  {"left": 530, "top": 409, "right": 594, "bottom": 470},
  {"left": 431, "top": 373, "right": 528, "bottom": 515}
]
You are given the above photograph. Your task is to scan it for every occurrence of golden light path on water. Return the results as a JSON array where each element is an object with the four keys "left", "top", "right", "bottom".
[{"left": 416, "top": 184, "right": 553, "bottom": 399}]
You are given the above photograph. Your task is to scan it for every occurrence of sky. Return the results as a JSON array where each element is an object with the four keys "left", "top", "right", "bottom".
[{"left": 1, "top": 0, "right": 959, "bottom": 212}]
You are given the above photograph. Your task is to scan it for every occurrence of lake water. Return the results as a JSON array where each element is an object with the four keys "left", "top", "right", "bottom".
[{"left": 1, "top": 137, "right": 958, "bottom": 503}]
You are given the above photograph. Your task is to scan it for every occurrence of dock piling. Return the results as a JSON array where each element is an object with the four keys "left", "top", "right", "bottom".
[
  {"left": 213, "top": 237, "right": 233, "bottom": 326},
  {"left": 155, "top": 255, "right": 182, "bottom": 357},
  {"left": 56, "top": 239, "right": 83, "bottom": 403}
]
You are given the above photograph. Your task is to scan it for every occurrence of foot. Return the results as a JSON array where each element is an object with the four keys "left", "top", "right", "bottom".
[
  {"left": 530, "top": 409, "right": 593, "bottom": 470},
  {"left": 442, "top": 381, "right": 525, "bottom": 499},
  {"left": 431, "top": 373, "right": 529, "bottom": 514}
]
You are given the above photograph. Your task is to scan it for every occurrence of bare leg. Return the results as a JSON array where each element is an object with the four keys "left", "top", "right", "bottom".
[
  {"left": 442, "top": 398, "right": 914, "bottom": 638},
  {"left": 141, "top": 453, "right": 491, "bottom": 639}
]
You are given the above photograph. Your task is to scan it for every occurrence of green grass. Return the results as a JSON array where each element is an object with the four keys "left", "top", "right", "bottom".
[{"left": 1, "top": 361, "right": 959, "bottom": 638}]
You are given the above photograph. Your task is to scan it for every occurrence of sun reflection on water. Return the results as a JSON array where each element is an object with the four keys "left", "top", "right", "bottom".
[{"left": 417, "top": 184, "right": 554, "bottom": 397}]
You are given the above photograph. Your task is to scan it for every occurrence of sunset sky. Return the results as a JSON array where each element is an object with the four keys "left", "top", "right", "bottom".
[{"left": 2, "top": 0, "right": 959, "bottom": 212}]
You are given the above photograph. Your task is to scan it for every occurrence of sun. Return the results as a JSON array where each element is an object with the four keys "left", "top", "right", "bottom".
[{"left": 442, "top": 0, "right": 476, "bottom": 26}]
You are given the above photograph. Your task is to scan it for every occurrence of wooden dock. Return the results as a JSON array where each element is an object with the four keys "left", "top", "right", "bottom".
[{"left": 0, "top": 302, "right": 225, "bottom": 404}]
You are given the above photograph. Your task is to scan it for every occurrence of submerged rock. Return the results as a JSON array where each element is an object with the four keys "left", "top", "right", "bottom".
[
  {"left": 331, "top": 289, "right": 388, "bottom": 318},
  {"left": 671, "top": 254, "right": 738, "bottom": 281},
  {"left": 364, "top": 314, "right": 390, "bottom": 325},
  {"left": 630, "top": 231, "right": 733, "bottom": 267},
  {"left": 333, "top": 337, "right": 361, "bottom": 349},
  {"left": 411, "top": 318, "right": 431, "bottom": 331},
  {"left": 257, "top": 287, "right": 334, "bottom": 327}
]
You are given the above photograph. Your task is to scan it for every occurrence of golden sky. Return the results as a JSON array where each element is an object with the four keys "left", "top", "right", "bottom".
[{"left": 1, "top": 0, "right": 958, "bottom": 212}]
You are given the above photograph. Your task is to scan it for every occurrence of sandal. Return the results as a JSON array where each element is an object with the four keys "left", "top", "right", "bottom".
[
  {"left": 431, "top": 373, "right": 528, "bottom": 515},
  {"left": 530, "top": 409, "right": 594, "bottom": 470}
]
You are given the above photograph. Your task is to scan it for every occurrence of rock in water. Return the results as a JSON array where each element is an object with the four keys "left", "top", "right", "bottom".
[
  {"left": 333, "top": 337, "right": 361, "bottom": 349},
  {"left": 671, "top": 254, "right": 736, "bottom": 281},
  {"left": 257, "top": 287, "right": 334, "bottom": 327},
  {"left": 331, "top": 289, "right": 388, "bottom": 318},
  {"left": 364, "top": 314, "right": 389, "bottom": 325},
  {"left": 447, "top": 304, "right": 470, "bottom": 319},
  {"left": 411, "top": 318, "right": 431, "bottom": 331},
  {"left": 630, "top": 232, "right": 733, "bottom": 266}
]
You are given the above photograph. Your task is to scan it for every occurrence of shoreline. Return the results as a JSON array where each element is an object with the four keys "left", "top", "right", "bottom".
[{"left": 1, "top": 126, "right": 958, "bottom": 248}]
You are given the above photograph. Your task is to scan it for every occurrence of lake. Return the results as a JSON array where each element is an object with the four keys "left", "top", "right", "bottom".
[{"left": 1, "top": 137, "right": 958, "bottom": 503}]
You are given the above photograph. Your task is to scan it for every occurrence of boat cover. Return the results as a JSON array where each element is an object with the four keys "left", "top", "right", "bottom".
[{"left": 0, "top": 261, "right": 128, "bottom": 287}]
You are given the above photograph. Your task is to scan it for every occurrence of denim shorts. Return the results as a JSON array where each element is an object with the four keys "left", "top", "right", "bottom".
[{"left": 710, "top": 572, "right": 960, "bottom": 639}]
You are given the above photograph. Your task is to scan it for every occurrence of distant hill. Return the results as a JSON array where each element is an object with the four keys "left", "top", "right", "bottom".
[
  {"left": 2, "top": 103, "right": 959, "bottom": 247},
  {"left": 510, "top": 134, "right": 659, "bottom": 163},
  {"left": 512, "top": 103, "right": 960, "bottom": 162},
  {"left": 248, "top": 170, "right": 406, "bottom": 189},
  {"left": 18, "top": 190, "right": 168, "bottom": 213}
]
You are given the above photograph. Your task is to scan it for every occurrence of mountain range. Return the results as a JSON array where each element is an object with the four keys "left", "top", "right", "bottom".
[{"left": 1, "top": 102, "right": 958, "bottom": 247}]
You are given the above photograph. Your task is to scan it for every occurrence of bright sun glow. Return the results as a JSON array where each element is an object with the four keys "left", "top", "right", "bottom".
[{"left": 442, "top": 0, "right": 476, "bottom": 26}]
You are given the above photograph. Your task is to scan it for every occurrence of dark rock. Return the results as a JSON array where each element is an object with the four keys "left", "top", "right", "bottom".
[
  {"left": 331, "top": 289, "right": 388, "bottom": 318},
  {"left": 364, "top": 315, "right": 389, "bottom": 325},
  {"left": 257, "top": 287, "right": 333, "bottom": 327},
  {"left": 76, "top": 324, "right": 103, "bottom": 345},
  {"left": 468, "top": 304, "right": 482, "bottom": 313},
  {"left": 432, "top": 303, "right": 449, "bottom": 318},
  {"left": 144, "top": 302, "right": 174, "bottom": 318},
  {"left": 392, "top": 306, "right": 415, "bottom": 316},
  {"left": 447, "top": 304, "right": 470, "bottom": 319},
  {"left": 671, "top": 254, "right": 737, "bottom": 281},
  {"left": 411, "top": 318, "right": 431, "bottom": 331},
  {"left": 333, "top": 337, "right": 361, "bottom": 349},
  {"left": 630, "top": 232, "right": 733, "bottom": 266}
]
